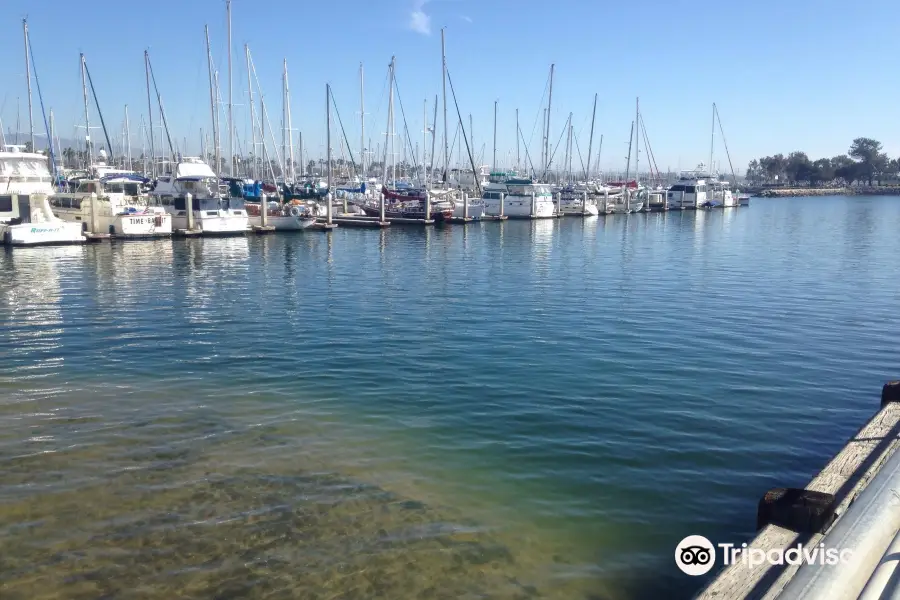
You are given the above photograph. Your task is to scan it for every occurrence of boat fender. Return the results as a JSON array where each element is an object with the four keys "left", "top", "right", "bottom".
[
  {"left": 881, "top": 380, "right": 900, "bottom": 408},
  {"left": 289, "top": 205, "right": 303, "bottom": 218},
  {"left": 756, "top": 487, "right": 836, "bottom": 533}
]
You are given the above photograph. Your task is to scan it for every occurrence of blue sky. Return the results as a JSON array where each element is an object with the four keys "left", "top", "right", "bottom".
[{"left": 1, "top": 0, "right": 898, "bottom": 174}]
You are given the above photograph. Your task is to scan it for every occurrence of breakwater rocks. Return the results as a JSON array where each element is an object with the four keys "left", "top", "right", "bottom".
[{"left": 758, "top": 187, "right": 900, "bottom": 198}]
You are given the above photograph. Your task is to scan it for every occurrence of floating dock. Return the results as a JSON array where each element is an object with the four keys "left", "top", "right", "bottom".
[{"left": 696, "top": 383, "right": 900, "bottom": 600}]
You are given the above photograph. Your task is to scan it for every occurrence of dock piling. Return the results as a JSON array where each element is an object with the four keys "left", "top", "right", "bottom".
[
  {"left": 582, "top": 191, "right": 589, "bottom": 216},
  {"left": 260, "top": 193, "right": 268, "bottom": 227},
  {"left": 530, "top": 192, "right": 536, "bottom": 218},
  {"left": 500, "top": 192, "right": 505, "bottom": 217},
  {"left": 185, "top": 193, "right": 195, "bottom": 231},
  {"left": 89, "top": 192, "right": 100, "bottom": 234},
  {"left": 463, "top": 192, "right": 469, "bottom": 220},
  {"left": 379, "top": 192, "right": 385, "bottom": 223},
  {"left": 425, "top": 191, "right": 431, "bottom": 221}
]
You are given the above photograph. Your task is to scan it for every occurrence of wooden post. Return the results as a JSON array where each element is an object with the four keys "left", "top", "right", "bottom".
[
  {"left": 89, "top": 192, "right": 99, "bottom": 233},
  {"left": 342, "top": 193, "right": 347, "bottom": 215},
  {"left": 555, "top": 192, "right": 561, "bottom": 216},
  {"left": 499, "top": 192, "right": 505, "bottom": 217},
  {"left": 604, "top": 190, "right": 609, "bottom": 213},
  {"left": 582, "top": 190, "right": 589, "bottom": 216},
  {"left": 260, "top": 192, "right": 268, "bottom": 227},
  {"left": 425, "top": 190, "right": 431, "bottom": 221},
  {"left": 530, "top": 191, "right": 536, "bottom": 218},
  {"left": 379, "top": 191, "right": 385, "bottom": 222},
  {"left": 326, "top": 192, "right": 333, "bottom": 225},
  {"left": 185, "top": 193, "right": 195, "bottom": 231},
  {"left": 463, "top": 192, "right": 469, "bottom": 220}
]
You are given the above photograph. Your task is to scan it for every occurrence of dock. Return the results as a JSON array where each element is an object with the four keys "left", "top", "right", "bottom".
[{"left": 695, "top": 383, "right": 900, "bottom": 600}]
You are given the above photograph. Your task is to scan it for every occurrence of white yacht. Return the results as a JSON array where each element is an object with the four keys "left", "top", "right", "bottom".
[
  {"left": 481, "top": 172, "right": 556, "bottom": 218},
  {"left": 558, "top": 186, "right": 599, "bottom": 216},
  {"left": 0, "top": 145, "right": 84, "bottom": 246},
  {"left": 52, "top": 174, "right": 172, "bottom": 237},
  {"left": 666, "top": 167, "right": 736, "bottom": 210},
  {"left": 149, "top": 157, "right": 249, "bottom": 234}
]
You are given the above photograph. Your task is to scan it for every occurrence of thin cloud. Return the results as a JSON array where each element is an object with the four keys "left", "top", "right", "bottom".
[{"left": 409, "top": 0, "right": 431, "bottom": 35}]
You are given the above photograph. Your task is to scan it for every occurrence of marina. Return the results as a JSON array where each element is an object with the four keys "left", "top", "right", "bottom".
[{"left": 1, "top": 2, "right": 897, "bottom": 599}]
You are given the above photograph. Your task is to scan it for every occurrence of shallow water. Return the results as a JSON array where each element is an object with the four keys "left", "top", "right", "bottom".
[{"left": 2, "top": 196, "right": 899, "bottom": 599}]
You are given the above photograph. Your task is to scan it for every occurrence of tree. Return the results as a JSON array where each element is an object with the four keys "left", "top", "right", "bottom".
[
  {"left": 848, "top": 137, "right": 888, "bottom": 185},
  {"left": 809, "top": 158, "right": 834, "bottom": 186},
  {"left": 785, "top": 151, "right": 812, "bottom": 185},
  {"left": 746, "top": 159, "right": 762, "bottom": 184}
]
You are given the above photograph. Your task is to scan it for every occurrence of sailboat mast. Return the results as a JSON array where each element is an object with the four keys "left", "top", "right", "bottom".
[
  {"left": 429, "top": 95, "right": 437, "bottom": 186},
  {"left": 282, "top": 60, "right": 287, "bottom": 180},
  {"left": 140, "top": 115, "right": 147, "bottom": 175},
  {"left": 423, "top": 99, "right": 427, "bottom": 187},
  {"left": 441, "top": 28, "right": 449, "bottom": 185},
  {"left": 125, "top": 105, "right": 132, "bottom": 170},
  {"left": 516, "top": 107, "right": 520, "bottom": 172},
  {"left": 624, "top": 121, "right": 633, "bottom": 182},
  {"left": 227, "top": 0, "right": 234, "bottom": 175},
  {"left": 326, "top": 84, "right": 332, "bottom": 192},
  {"left": 635, "top": 97, "right": 640, "bottom": 187},
  {"left": 389, "top": 57, "right": 396, "bottom": 186},
  {"left": 492, "top": 100, "right": 497, "bottom": 169},
  {"left": 80, "top": 53, "right": 93, "bottom": 166},
  {"left": 144, "top": 51, "right": 155, "bottom": 177},
  {"left": 546, "top": 63, "right": 555, "bottom": 175},
  {"left": 245, "top": 45, "right": 255, "bottom": 179},
  {"left": 359, "top": 63, "right": 365, "bottom": 180},
  {"left": 586, "top": 93, "right": 597, "bottom": 181},
  {"left": 49, "top": 108, "right": 55, "bottom": 166},
  {"left": 709, "top": 102, "right": 715, "bottom": 176},
  {"left": 204, "top": 25, "right": 219, "bottom": 173},
  {"left": 286, "top": 61, "right": 294, "bottom": 181},
  {"left": 23, "top": 20, "right": 35, "bottom": 151}
]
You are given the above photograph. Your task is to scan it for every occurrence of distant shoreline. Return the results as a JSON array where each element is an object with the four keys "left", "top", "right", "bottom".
[{"left": 753, "top": 186, "right": 900, "bottom": 198}]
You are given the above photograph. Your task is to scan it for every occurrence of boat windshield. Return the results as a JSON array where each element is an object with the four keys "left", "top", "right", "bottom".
[{"left": 104, "top": 182, "right": 143, "bottom": 196}]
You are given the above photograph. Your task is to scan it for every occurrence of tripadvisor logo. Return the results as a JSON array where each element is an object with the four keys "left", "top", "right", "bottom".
[{"left": 675, "top": 535, "right": 853, "bottom": 576}]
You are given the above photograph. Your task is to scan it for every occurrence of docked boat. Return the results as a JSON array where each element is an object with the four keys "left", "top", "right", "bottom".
[
  {"left": 558, "top": 186, "right": 599, "bottom": 216},
  {"left": 667, "top": 167, "right": 737, "bottom": 210},
  {"left": 149, "top": 157, "right": 249, "bottom": 234},
  {"left": 481, "top": 172, "right": 556, "bottom": 218},
  {"left": 51, "top": 173, "right": 172, "bottom": 237},
  {"left": 0, "top": 145, "right": 84, "bottom": 246},
  {"left": 361, "top": 186, "right": 453, "bottom": 221},
  {"left": 244, "top": 199, "right": 317, "bottom": 230}
]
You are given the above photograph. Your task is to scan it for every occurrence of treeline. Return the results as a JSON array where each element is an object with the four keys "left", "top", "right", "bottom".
[{"left": 746, "top": 138, "right": 900, "bottom": 187}]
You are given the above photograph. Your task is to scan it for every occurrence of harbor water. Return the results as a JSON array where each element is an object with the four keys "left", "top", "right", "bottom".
[{"left": 2, "top": 196, "right": 899, "bottom": 599}]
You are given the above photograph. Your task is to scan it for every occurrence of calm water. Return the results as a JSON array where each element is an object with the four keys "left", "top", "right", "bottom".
[{"left": 2, "top": 196, "right": 899, "bottom": 600}]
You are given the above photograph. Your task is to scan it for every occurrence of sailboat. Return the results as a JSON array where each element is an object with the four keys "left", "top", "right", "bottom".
[{"left": 0, "top": 21, "right": 83, "bottom": 246}]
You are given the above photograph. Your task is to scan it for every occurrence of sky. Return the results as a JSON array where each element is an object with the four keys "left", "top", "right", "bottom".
[{"left": 1, "top": 0, "right": 898, "bottom": 175}]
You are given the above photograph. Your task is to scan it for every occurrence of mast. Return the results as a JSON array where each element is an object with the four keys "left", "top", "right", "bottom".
[
  {"left": 245, "top": 44, "right": 255, "bottom": 179},
  {"left": 359, "top": 63, "right": 365, "bottom": 180},
  {"left": 49, "top": 108, "right": 55, "bottom": 165},
  {"left": 125, "top": 105, "right": 132, "bottom": 170},
  {"left": 545, "top": 63, "right": 555, "bottom": 174},
  {"left": 389, "top": 57, "right": 396, "bottom": 186},
  {"left": 23, "top": 20, "right": 35, "bottom": 151},
  {"left": 624, "top": 121, "right": 633, "bottom": 183},
  {"left": 635, "top": 97, "right": 639, "bottom": 187},
  {"left": 441, "top": 28, "right": 449, "bottom": 185},
  {"left": 516, "top": 108, "right": 520, "bottom": 172},
  {"left": 709, "top": 102, "right": 716, "bottom": 176},
  {"left": 205, "top": 25, "right": 219, "bottom": 174},
  {"left": 492, "top": 100, "right": 497, "bottom": 169},
  {"left": 326, "top": 84, "right": 332, "bottom": 192},
  {"left": 140, "top": 115, "right": 147, "bottom": 175},
  {"left": 81, "top": 54, "right": 93, "bottom": 166},
  {"left": 423, "top": 98, "right": 427, "bottom": 186},
  {"left": 144, "top": 51, "right": 155, "bottom": 177},
  {"left": 429, "top": 95, "right": 437, "bottom": 187},
  {"left": 586, "top": 93, "right": 597, "bottom": 181},
  {"left": 285, "top": 60, "right": 295, "bottom": 181},
  {"left": 227, "top": 0, "right": 234, "bottom": 175},
  {"left": 281, "top": 60, "right": 287, "bottom": 180}
]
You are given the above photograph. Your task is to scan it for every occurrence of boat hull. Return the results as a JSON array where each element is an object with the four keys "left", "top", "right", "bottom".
[
  {"left": 171, "top": 211, "right": 249, "bottom": 235},
  {"left": 1, "top": 222, "right": 85, "bottom": 246},
  {"left": 452, "top": 200, "right": 485, "bottom": 219},
  {"left": 361, "top": 206, "right": 451, "bottom": 221},
  {"left": 483, "top": 197, "right": 555, "bottom": 218},
  {"left": 249, "top": 215, "right": 316, "bottom": 230}
]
